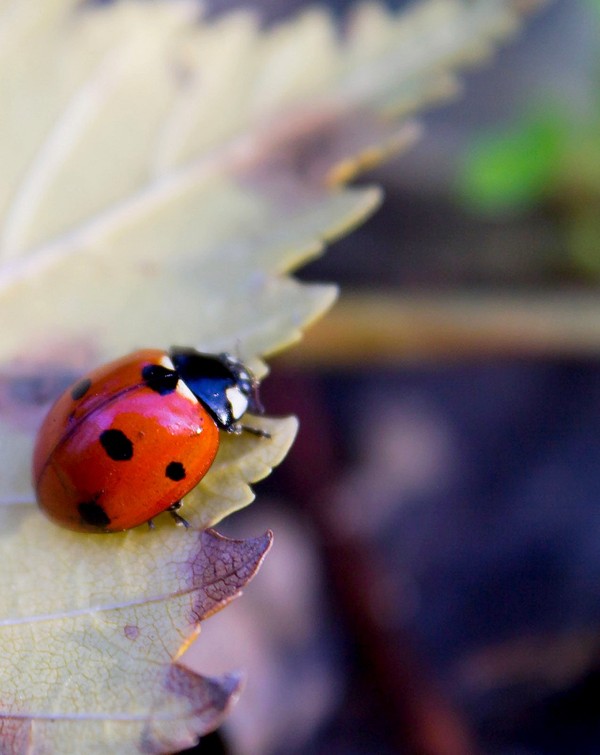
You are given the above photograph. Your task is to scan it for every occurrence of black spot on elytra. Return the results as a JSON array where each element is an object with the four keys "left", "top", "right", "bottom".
[
  {"left": 78, "top": 500, "right": 111, "bottom": 528},
  {"left": 71, "top": 377, "right": 92, "bottom": 401},
  {"left": 100, "top": 429, "right": 133, "bottom": 461},
  {"left": 142, "top": 364, "right": 179, "bottom": 395},
  {"left": 165, "top": 461, "right": 186, "bottom": 481}
]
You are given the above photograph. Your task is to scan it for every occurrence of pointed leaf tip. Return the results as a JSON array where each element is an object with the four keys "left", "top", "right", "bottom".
[{"left": 187, "top": 529, "right": 274, "bottom": 622}]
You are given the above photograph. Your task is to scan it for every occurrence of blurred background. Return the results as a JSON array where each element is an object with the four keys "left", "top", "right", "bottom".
[{"left": 182, "top": 1, "right": 600, "bottom": 753}]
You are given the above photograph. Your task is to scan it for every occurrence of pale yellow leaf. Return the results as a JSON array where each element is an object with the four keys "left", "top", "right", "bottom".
[
  {"left": 0, "top": 0, "right": 543, "bottom": 506},
  {"left": 0, "top": 506, "right": 272, "bottom": 753},
  {"left": 0, "top": 0, "right": 547, "bottom": 752}
]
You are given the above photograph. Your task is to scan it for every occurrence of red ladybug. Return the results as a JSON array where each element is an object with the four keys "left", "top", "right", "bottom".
[{"left": 32, "top": 348, "right": 265, "bottom": 533}]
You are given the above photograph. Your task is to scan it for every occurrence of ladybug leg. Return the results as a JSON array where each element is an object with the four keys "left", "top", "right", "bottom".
[
  {"left": 243, "top": 425, "right": 271, "bottom": 439},
  {"left": 229, "top": 423, "right": 271, "bottom": 439},
  {"left": 171, "top": 511, "right": 190, "bottom": 528},
  {"left": 147, "top": 519, "right": 155, "bottom": 530},
  {"left": 167, "top": 500, "right": 190, "bottom": 528}
]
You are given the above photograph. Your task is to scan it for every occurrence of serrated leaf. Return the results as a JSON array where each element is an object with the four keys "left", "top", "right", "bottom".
[
  {"left": 0, "top": 0, "right": 544, "bottom": 505},
  {"left": 0, "top": 512, "right": 271, "bottom": 753},
  {"left": 0, "top": 0, "right": 547, "bottom": 752},
  {"left": 184, "top": 415, "right": 298, "bottom": 528}
]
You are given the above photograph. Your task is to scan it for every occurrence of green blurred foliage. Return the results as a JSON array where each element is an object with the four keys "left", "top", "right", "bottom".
[
  {"left": 457, "top": 1, "right": 600, "bottom": 278},
  {"left": 458, "top": 113, "right": 568, "bottom": 214}
]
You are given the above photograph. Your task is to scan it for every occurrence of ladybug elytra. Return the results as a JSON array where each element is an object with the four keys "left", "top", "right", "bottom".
[{"left": 32, "top": 348, "right": 265, "bottom": 533}]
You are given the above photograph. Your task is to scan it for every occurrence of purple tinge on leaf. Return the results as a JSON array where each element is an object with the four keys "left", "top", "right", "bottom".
[
  {"left": 183, "top": 529, "right": 273, "bottom": 624},
  {"left": 236, "top": 105, "right": 415, "bottom": 205},
  {"left": 139, "top": 668, "right": 243, "bottom": 754},
  {"left": 0, "top": 715, "right": 33, "bottom": 755}
]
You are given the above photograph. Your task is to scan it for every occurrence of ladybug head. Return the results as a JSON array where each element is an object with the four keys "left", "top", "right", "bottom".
[{"left": 170, "top": 348, "right": 263, "bottom": 429}]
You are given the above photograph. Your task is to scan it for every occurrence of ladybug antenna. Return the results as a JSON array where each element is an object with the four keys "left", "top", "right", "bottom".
[{"left": 249, "top": 378, "right": 265, "bottom": 415}]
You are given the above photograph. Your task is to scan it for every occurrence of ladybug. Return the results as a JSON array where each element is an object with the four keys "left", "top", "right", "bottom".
[{"left": 32, "top": 348, "right": 266, "bottom": 533}]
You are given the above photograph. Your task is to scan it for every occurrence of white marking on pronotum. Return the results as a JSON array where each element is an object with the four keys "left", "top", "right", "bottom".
[
  {"left": 158, "top": 355, "right": 175, "bottom": 370},
  {"left": 225, "top": 386, "right": 248, "bottom": 420},
  {"left": 159, "top": 354, "right": 197, "bottom": 404},
  {"left": 176, "top": 378, "right": 197, "bottom": 405}
]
